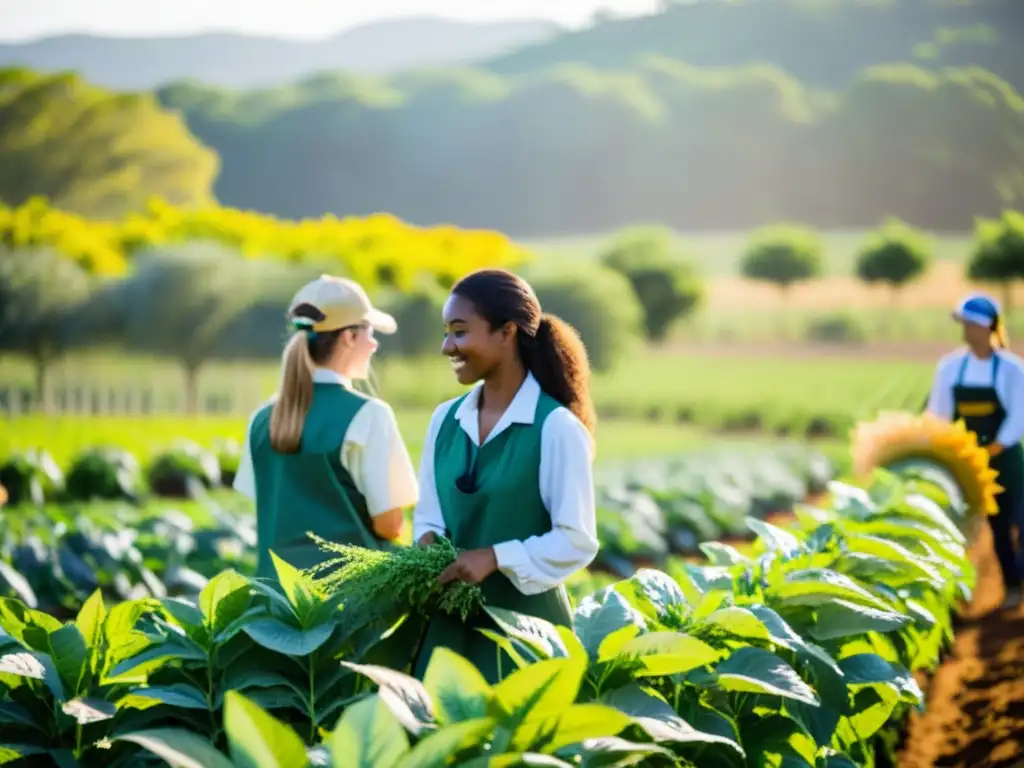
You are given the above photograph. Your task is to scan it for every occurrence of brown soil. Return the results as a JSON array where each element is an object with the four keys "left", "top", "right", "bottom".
[{"left": 899, "top": 524, "right": 1024, "bottom": 768}]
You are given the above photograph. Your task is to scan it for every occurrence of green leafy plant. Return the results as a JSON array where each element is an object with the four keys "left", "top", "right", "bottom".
[{"left": 306, "top": 534, "right": 485, "bottom": 622}]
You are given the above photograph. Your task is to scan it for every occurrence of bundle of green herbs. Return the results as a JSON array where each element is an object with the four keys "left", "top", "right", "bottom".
[{"left": 304, "top": 533, "right": 485, "bottom": 621}]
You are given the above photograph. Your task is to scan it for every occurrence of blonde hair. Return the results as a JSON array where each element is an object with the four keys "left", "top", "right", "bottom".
[
  {"left": 269, "top": 331, "right": 316, "bottom": 453},
  {"left": 992, "top": 315, "right": 1010, "bottom": 350}
]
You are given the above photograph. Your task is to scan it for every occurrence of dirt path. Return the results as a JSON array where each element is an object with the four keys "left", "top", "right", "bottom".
[{"left": 899, "top": 524, "right": 1024, "bottom": 768}]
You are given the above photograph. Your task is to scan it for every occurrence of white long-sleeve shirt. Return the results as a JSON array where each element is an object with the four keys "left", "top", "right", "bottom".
[
  {"left": 412, "top": 373, "right": 600, "bottom": 596},
  {"left": 926, "top": 349, "right": 1024, "bottom": 448},
  {"left": 233, "top": 368, "right": 419, "bottom": 517}
]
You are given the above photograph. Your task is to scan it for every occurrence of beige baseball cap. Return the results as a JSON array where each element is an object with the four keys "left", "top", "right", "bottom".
[{"left": 289, "top": 275, "right": 397, "bottom": 334}]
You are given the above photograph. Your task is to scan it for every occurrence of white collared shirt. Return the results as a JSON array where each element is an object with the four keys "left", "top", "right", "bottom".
[
  {"left": 926, "top": 348, "right": 1024, "bottom": 447},
  {"left": 412, "top": 372, "right": 599, "bottom": 596},
  {"left": 233, "top": 368, "right": 419, "bottom": 517}
]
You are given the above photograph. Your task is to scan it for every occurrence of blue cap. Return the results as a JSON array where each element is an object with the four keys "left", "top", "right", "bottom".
[{"left": 952, "top": 293, "right": 1000, "bottom": 327}]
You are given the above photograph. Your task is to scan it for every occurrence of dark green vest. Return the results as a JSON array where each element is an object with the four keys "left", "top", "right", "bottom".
[
  {"left": 413, "top": 390, "right": 574, "bottom": 683},
  {"left": 250, "top": 383, "right": 379, "bottom": 580}
]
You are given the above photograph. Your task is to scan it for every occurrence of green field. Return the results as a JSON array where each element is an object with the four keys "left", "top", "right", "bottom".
[
  {"left": 0, "top": 408, "right": 851, "bottom": 473},
  {"left": 521, "top": 228, "right": 976, "bottom": 277},
  {"left": 0, "top": 351, "right": 935, "bottom": 442}
]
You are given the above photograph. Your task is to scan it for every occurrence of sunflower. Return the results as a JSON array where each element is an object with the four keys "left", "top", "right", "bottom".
[{"left": 850, "top": 411, "right": 1002, "bottom": 517}]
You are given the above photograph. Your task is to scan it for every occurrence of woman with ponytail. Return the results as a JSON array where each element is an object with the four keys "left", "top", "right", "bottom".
[
  {"left": 233, "top": 275, "right": 418, "bottom": 580},
  {"left": 411, "top": 268, "right": 599, "bottom": 682},
  {"left": 927, "top": 293, "right": 1024, "bottom": 609}
]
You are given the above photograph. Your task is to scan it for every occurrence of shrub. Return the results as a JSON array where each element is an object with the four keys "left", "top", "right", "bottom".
[
  {"left": 531, "top": 266, "right": 644, "bottom": 372},
  {"left": 0, "top": 450, "right": 64, "bottom": 507},
  {"left": 600, "top": 225, "right": 705, "bottom": 342},
  {"left": 146, "top": 440, "right": 222, "bottom": 498},
  {"left": 804, "top": 313, "right": 868, "bottom": 344},
  {"left": 379, "top": 285, "right": 448, "bottom": 357},
  {"left": 740, "top": 223, "right": 823, "bottom": 294},
  {"left": 65, "top": 447, "right": 144, "bottom": 503}
]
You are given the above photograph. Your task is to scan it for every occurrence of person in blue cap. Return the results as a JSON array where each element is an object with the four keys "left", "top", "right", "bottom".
[{"left": 926, "top": 293, "right": 1024, "bottom": 610}]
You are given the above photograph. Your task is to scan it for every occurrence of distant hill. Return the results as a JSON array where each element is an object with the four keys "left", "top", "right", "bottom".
[
  {"left": 483, "top": 0, "right": 1024, "bottom": 90},
  {"left": 0, "top": 17, "right": 561, "bottom": 90}
]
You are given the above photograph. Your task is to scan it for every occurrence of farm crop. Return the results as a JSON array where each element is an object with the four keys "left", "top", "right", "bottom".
[
  {"left": 0, "top": 441, "right": 834, "bottom": 617},
  {"left": 0, "top": 410, "right": 999, "bottom": 767}
]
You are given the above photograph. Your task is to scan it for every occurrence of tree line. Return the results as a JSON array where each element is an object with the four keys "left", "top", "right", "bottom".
[
  {"left": 490, "top": 0, "right": 1024, "bottom": 92},
  {"left": 2, "top": 60, "right": 1023, "bottom": 236},
  {"left": 155, "top": 61, "right": 1024, "bottom": 235},
  {"left": 3, "top": 203, "right": 1023, "bottom": 414}
]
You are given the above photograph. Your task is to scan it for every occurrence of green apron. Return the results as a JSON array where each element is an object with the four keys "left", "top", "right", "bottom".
[
  {"left": 952, "top": 352, "right": 1024, "bottom": 588},
  {"left": 412, "top": 392, "right": 574, "bottom": 684},
  {"left": 250, "top": 383, "right": 384, "bottom": 580}
]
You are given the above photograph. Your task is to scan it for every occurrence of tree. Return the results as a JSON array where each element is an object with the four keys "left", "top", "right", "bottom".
[
  {"left": 967, "top": 210, "right": 1024, "bottom": 316},
  {"left": 532, "top": 266, "right": 644, "bottom": 372},
  {"left": 0, "top": 68, "right": 218, "bottom": 217},
  {"left": 740, "top": 223, "right": 823, "bottom": 297},
  {"left": 82, "top": 245, "right": 263, "bottom": 413},
  {"left": 600, "top": 226, "right": 705, "bottom": 342},
  {"left": 0, "top": 248, "right": 93, "bottom": 412},
  {"left": 854, "top": 217, "right": 932, "bottom": 318}
]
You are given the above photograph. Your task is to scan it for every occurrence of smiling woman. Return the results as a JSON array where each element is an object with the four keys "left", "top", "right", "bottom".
[{"left": 410, "top": 268, "right": 601, "bottom": 683}]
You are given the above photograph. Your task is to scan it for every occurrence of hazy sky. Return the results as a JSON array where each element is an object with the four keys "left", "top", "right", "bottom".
[{"left": 1, "top": 0, "right": 662, "bottom": 41}]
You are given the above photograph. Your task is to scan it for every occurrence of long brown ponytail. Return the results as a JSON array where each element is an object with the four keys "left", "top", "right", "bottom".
[{"left": 451, "top": 269, "right": 596, "bottom": 436}]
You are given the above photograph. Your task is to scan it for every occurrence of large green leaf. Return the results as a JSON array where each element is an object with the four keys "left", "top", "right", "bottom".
[
  {"left": 770, "top": 569, "right": 892, "bottom": 611},
  {"left": 268, "top": 552, "right": 320, "bottom": 622},
  {"left": 617, "top": 631, "right": 721, "bottom": 677},
  {"left": 131, "top": 683, "right": 210, "bottom": 710},
  {"left": 838, "top": 654, "right": 923, "bottom": 706},
  {"left": 225, "top": 690, "right": 310, "bottom": 768},
  {"left": 394, "top": 718, "right": 497, "bottom": 768},
  {"left": 600, "top": 684, "right": 743, "bottom": 755},
  {"left": 746, "top": 519, "right": 802, "bottom": 556},
  {"left": 116, "top": 728, "right": 235, "bottom": 768},
  {"left": 47, "top": 625, "right": 89, "bottom": 697},
  {"left": 342, "top": 661, "right": 436, "bottom": 736},
  {"left": 574, "top": 589, "right": 647, "bottom": 659},
  {"left": 620, "top": 569, "right": 688, "bottom": 619},
  {"left": 199, "top": 570, "right": 253, "bottom": 635},
  {"left": 243, "top": 617, "right": 335, "bottom": 656},
  {"left": 75, "top": 590, "right": 106, "bottom": 653},
  {"left": 712, "top": 647, "right": 819, "bottom": 705},
  {"left": 328, "top": 695, "right": 410, "bottom": 768},
  {"left": 805, "top": 600, "right": 911, "bottom": 641},
  {"left": 511, "top": 703, "right": 633, "bottom": 754},
  {"left": 61, "top": 696, "right": 116, "bottom": 724},
  {"left": 485, "top": 607, "right": 570, "bottom": 661},
  {"left": 492, "top": 656, "right": 587, "bottom": 718},
  {"left": 557, "top": 736, "right": 675, "bottom": 767},
  {"left": 107, "top": 638, "right": 208, "bottom": 681},
  {"left": 704, "top": 607, "right": 774, "bottom": 643},
  {"left": 423, "top": 647, "right": 493, "bottom": 724}
]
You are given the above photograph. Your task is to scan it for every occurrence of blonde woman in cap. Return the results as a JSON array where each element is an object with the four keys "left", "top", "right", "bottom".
[
  {"left": 233, "top": 275, "right": 419, "bottom": 579},
  {"left": 927, "top": 293, "right": 1024, "bottom": 609}
]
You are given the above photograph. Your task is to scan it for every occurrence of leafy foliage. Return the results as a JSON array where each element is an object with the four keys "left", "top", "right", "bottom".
[
  {"left": 967, "top": 210, "right": 1024, "bottom": 312},
  {"left": 854, "top": 218, "right": 933, "bottom": 294},
  {"left": 0, "top": 459, "right": 977, "bottom": 767},
  {"left": 600, "top": 227, "right": 705, "bottom": 342},
  {"left": 531, "top": 266, "right": 644, "bottom": 373},
  {"left": 0, "top": 69, "right": 217, "bottom": 218},
  {"left": 740, "top": 225, "right": 824, "bottom": 293}
]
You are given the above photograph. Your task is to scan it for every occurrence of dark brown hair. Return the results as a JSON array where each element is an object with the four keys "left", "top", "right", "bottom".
[{"left": 451, "top": 269, "right": 596, "bottom": 436}]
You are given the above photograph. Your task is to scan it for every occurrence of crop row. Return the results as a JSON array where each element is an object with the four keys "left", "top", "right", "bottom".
[
  {"left": 0, "top": 461, "right": 973, "bottom": 767},
  {"left": 0, "top": 444, "right": 834, "bottom": 619}
]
